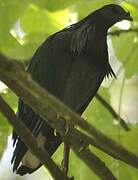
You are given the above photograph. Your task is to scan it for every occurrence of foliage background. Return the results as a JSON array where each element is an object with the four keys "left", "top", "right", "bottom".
[{"left": 0, "top": 0, "right": 138, "bottom": 179}]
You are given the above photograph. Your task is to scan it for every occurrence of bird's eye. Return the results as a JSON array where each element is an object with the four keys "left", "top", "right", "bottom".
[{"left": 111, "top": 7, "right": 120, "bottom": 14}]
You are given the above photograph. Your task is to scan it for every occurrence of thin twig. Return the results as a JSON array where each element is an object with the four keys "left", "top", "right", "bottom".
[
  {"left": 96, "top": 93, "right": 130, "bottom": 131},
  {"left": 73, "top": 147, "right": 117, "bottom": 180}
]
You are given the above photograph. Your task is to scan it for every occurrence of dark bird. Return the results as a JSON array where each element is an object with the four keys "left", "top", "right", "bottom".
[{"left": 11, "top": 4, "right": 133, "bottom": 175}]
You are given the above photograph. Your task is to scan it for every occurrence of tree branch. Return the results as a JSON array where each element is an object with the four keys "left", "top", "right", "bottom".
[
  {"left": 108, "top": 27, "right": 138, "bottom": 36},
  {"left": 0, "top": 96, "right": 116, "bottom": 180},
  {"left": 0, "top": 55, "right": 118, "bottom": 179}
]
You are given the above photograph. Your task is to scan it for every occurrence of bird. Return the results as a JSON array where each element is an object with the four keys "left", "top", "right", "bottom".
[{"left": 11, "top": 4, "right": 133, "bottom": 175}]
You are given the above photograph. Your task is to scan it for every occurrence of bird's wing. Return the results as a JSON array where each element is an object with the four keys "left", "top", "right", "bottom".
[{"left": 60, "top": 55, "right": 106, "bottom": 114}]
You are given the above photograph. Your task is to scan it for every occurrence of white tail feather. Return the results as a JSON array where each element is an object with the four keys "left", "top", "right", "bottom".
[{"left": 22, "top": 132, "right": 46, "bottom": 169}]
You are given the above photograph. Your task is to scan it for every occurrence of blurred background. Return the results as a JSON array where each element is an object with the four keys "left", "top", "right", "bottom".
[{"left": 0, "top": 0, "right": 138, "bottom": 179}]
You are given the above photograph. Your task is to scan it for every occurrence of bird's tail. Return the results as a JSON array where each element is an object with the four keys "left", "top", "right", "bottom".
[{"left": 12, "top": 123, "right": 61, "bottom": 175}]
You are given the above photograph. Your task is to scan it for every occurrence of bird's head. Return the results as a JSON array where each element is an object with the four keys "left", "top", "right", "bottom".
[{"left": 91, "top": 4, "right": 133, "bottom": 28}]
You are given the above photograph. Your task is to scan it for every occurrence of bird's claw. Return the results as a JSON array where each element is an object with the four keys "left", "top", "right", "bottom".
[
  {"left": 65, "top": 122, "right": 70, "bottom": 134},
  {"left": 79, "top": 142, "right": 89, "bottom": 152},
  {"left": 54, "top": 129, "right": 57, "bottom": 136}
]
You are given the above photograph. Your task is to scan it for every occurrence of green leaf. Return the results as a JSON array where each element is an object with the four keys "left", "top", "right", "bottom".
[
  {"left": 36, "top": 0, "right": 77, "bottom": 11},
  {"left": 74, "top": 0, "right": 118, "bottom": 20},
  {"left": 125, "top": 45, "right": 138, "bottom": 77},
  {"left": 20, "top": 4, "right": 68, "bottom": 35}
]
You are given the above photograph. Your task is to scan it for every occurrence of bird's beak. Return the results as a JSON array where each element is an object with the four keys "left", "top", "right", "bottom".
[{"left": 124, "top": 12, "right": 133, "bottom": 21}]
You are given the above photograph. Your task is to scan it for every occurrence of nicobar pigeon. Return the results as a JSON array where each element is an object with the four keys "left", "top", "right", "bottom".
[{"left": 11, "top": 4, "right": 133, "bottom": 175}]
